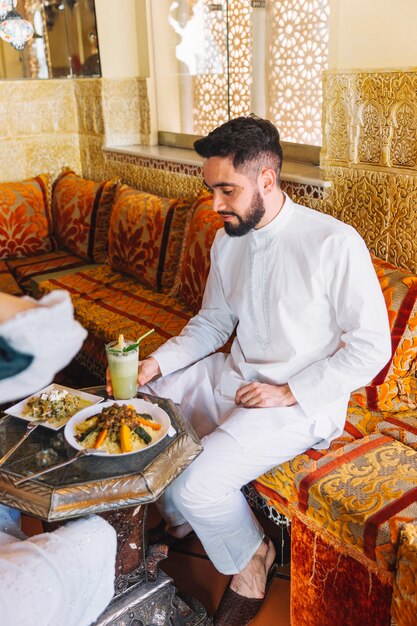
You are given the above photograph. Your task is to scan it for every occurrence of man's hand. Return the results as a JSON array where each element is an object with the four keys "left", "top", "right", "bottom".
[
  {"left": 137, "top": 356, "right": 161, "bottom": 386},
  {"left": 105, "top": 357, "right": 161, "bottom": 396},
  {"left": 235, "top": 382, "right": 297, "bottom": 409}
]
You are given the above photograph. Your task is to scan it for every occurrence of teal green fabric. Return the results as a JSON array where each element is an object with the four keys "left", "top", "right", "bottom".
[{"left": 0, "top": 337, "right": 33, "bottom": 380}]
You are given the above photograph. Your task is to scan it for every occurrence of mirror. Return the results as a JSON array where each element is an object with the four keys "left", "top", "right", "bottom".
[{"left": 0, "top": 0, "right": 101, "bottom": 79}]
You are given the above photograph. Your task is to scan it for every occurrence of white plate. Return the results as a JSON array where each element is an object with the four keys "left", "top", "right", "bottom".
[
  {"left": 4, "top": 384, "right": 104, "bottom": 431},
  {"left": 64, "top": 398, "right": 174, "bottom": 457}
]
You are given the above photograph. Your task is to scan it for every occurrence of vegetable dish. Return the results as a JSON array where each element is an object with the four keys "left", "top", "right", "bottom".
[{"left": 75, "top": 403, "right": 162, "bottom": 454}]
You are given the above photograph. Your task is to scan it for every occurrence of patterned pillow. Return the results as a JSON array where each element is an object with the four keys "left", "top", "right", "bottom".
[
  {"left": 361, "top": 256, "right": 417, "bottom": 411},
  {"left": 0, "top": 174, "right": 54, "bottom": 259},
  {"left": 174, "top": 189, "right": 223, "bottom": 314},
  {"left": 108, "top": 185, "right": 192, "bottom": 291},
  {"left": 52, "top": 169, "right": 119, "bottom": 263}
]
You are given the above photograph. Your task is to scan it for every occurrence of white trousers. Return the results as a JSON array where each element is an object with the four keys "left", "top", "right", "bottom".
[{"left": 144, "top": 353, "right": 321, "bottom": 575}]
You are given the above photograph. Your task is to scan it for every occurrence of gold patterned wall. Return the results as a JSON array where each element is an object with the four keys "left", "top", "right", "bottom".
[
  {"left": 0, "top": 79, "right": 82, "bottom": 182},
  {"left": 322, "top": 69, "right": 417, "bottom": 274},
  {"left": 0, "top": 77, "right": 150, "bottom": 184}
]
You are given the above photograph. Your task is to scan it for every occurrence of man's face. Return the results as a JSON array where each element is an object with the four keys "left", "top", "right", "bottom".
[{"left": 203, "top": 157, "right": 266, "bottom": 237}]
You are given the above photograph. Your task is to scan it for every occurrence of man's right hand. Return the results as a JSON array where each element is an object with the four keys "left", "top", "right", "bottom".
[
  {"left": 105, "top": 356, "right": 161, "bottom": 397},
  {"left": 137, "top": 356, "right": 161, "bottom": 386}
]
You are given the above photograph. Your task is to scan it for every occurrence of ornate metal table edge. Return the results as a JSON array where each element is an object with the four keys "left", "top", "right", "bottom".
[{"left": 93, "top": 570, "right": 212, "bottom": 626}]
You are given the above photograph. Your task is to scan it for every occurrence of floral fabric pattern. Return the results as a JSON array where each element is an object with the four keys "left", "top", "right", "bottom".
[
  {"left": 0, "top": 174, "right": 53, "bottom": 259},
  {"left": 109, "top": 185, "right": 192, "bottom": 291},
  {"left": 364, "top": 256, "right": 417, "bottom": 412},
  {"left": 175, "top": 190, "right": 223, "bottom": 313},
  {"left": 52, "top": 170, "right": 119, "bottom": 263}
]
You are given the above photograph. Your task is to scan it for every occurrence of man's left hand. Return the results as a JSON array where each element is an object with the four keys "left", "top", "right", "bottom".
[{"left": 235, "top": 382, "right": 297, "bottom": 408}]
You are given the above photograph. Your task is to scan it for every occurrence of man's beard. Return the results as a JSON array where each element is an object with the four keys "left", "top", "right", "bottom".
[{"left": 221, "top": 190, "right": 266, "bottom": 237}]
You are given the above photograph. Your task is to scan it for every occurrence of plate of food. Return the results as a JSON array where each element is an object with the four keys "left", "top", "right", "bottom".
[
  {"left": 4, "top": 384, "right": 104, "bottom": 431},
  {"left": 64, "top": 398, "right": 174, "bottom": 457}
]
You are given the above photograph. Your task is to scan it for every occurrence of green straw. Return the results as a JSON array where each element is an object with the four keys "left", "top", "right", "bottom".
[{"left": 123, "top": 328, "right": 155, "bottom": 352}]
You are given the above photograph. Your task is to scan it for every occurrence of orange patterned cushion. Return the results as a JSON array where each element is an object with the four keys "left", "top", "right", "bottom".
[
  {"left": 37, "top": 264, "right": 193, "bottom": 375},
  {"left": 175, "top": 190, "right": 223, "bottom": 313},
  {"left": 109, "top": 185, "right": 192, "bottom": 291},
  {"left": 52, "top": 170, "right": 119, "bottom": 263},
  {"left": 363, "top": 257, "right": 417, "bottom": 412},
  {"left": 0, "top": 174, "right": 53, "bottom": 259},
  {"left": 294, "top": 433, "right": 417, "bottom": 571},
  {"left": 0, "top": 261, "right": 23, "bottom": 295},
  {"left": 6, "top": 250, "right": 86, "bottom": 293},
  {"left": 391, "top": 522, "right": 417, "bottom": 626}
]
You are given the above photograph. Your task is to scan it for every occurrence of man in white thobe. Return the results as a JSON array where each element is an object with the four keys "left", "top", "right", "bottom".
[{"left": 108, "top": 115, "right": 391, "bottom": 625}]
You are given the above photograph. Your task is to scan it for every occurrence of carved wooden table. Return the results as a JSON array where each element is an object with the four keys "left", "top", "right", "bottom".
[{"left": 0, "top": 388, "right": 211, "bottom": 626}]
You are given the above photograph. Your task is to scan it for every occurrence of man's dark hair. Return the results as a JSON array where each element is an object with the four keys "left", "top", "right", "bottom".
[{"left": 194, "top": 115, "right": 283, "bottom": 182}]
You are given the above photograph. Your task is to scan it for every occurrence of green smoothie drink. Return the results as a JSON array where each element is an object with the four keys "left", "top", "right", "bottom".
[{"left": 106, "top": 338, "right": 139, "bottom": 400}]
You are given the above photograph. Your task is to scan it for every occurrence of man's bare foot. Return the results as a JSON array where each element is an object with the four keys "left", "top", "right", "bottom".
[
  {"left": 229, "top": 537, "right": 276, "bottom": 599},
  {"left": 165, "top": 521, "right": 193, "bottom": 539}
]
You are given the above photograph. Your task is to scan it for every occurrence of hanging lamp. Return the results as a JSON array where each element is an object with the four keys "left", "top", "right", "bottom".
[
  {"left": 0, "top": 0, "right": 15, "bottom": 21},
  {"left": 0, "top": 3, "right": 34, "bottom": 51}
]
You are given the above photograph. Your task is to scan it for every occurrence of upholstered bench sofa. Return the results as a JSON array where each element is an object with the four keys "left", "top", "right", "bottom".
[{"left": 1, "top": 171, "right": 416, "bottom": 626}]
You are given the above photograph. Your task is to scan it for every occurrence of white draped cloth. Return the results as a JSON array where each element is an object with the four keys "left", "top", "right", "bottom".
[
  {"left": 0, "top": 290, "right": 87, "bottom": 403},
  {"left": 0, "top": 509, "right": 116, "bottom": 626}
]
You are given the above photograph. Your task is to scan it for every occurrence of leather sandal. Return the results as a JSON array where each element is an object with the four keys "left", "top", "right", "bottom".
[
  {"left": 214, "top": 561, "right": 278, "bottom": 626},
  {"left": 146, "top": 519, "right": 196, "bottom": 548}
]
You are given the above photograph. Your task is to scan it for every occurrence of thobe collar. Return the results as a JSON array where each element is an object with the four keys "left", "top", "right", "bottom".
[{"left": 251, "top": 192, "right": 295, "bottom": 238}]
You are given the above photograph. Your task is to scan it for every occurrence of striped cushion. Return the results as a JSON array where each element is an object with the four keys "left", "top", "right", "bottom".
[
  {"left": 37, "top": 264, "right": 194, "bottom": 374},
  {"left": 294, "top": 433, "right": 417, "bottom": 571},
  {"left": 6, "top": 250, "right": 86, "bottom": 293},
  {"left": 109, "top": 185, "right": 193, "bottom": 292},
  {"left": 52, "top": 170, "right": 119, "bottom": 263},
  {"left": 174, "top": 190, "right": 223, "bottom": 313},
  {"left": 363, "top": 257, "right": 417, "bottom": 412},
  {"left": 0, "top": 174, "right": 54, "bottom": 259}
]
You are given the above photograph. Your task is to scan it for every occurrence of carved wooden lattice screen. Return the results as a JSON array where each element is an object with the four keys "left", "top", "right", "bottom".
[{"left": 191, "top": 0, "right": 329, "bottom": 146}]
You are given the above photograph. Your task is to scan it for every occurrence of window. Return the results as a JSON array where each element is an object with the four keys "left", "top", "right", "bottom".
[{"left": 150, "top": 0, "right": 329, "bottom": 151}]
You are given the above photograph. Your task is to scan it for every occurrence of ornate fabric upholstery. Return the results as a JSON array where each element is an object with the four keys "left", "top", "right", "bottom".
[
  {"left": 174, "top": 190, "right": 223, "bottom": 313},
  {"left": 391, "top": 522, "right": 417, "bottom": 626},
  {"left": 6, "top": 250, "right": 86, "bottom": 293},
  {"left": 0, "top": 261, "right": 23, "bottom": 296},
  {"left": 360, "top": 257, "right": 417, "bottom": 412},
  {"left": 294, "top": 433, "right": 417, "bottom": 572},
  {"left": 109, "top": 185, "right": 193, "bottom": 292},
  {"left": 290, "top": 514, "right": 393, "bottom": 626},
  {"left": 38, "top": 264, "right": 193, "bottom": 375},
  {"left": 52, "top": 169, "right": 119, "bottom": 263},
  {"left": 0, "top": 174, "right": 54, "bottom": 260}
]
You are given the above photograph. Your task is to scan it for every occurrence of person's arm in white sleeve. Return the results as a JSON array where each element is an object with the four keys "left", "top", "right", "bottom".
[
  {"left": 0, "top": 515, "right": 116, "bottom": 626},
  {"left": 0, "top": 290, "right": 87, "bottom": 403},
  {"left": 288, "top": 233, "right": 392, "bottom": 420},
  {"left": 151, "top": 233, "right": 238, "bottom": 377}
]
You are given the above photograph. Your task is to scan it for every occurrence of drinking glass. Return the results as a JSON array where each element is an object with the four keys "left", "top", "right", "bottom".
[{"left": 105, "top": 340, "right": 139, "bottom": 400}]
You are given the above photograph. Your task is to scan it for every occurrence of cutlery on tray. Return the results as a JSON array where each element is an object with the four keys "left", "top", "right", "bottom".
[
  {"left": 0, "top": 419, "right": 48, "bottom": 467},
  {"left": 14, "top": 447, "right": 95, "bottom": 486}
]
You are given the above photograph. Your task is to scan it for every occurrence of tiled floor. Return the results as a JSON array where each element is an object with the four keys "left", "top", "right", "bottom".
[{"left": 148, "top": 504, "right": 291, "bottom": 625}]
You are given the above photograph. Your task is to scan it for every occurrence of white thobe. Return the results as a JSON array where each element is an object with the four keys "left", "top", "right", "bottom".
[
  {"left": 145, "top": 194, "right": 392, "bottom": 574},
  {"left": 0, "top": 509, "right": 116, "bottom": 626}
]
